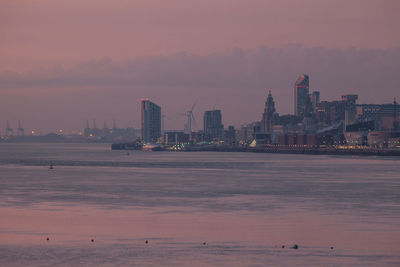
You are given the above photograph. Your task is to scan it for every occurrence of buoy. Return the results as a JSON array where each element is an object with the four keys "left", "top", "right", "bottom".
[
  {"left": 292, "top": 244, "right": 299, "bottom": 249},
  {"left": 145, "top": 240, "right": 148, "bottom": 244},
  {"left": 91, "top": 239, "right": 94, "bottom": 242},
  {"left": 46, "top": 237, "right": 49, "bottom": 241},
  {"left": 282, "top": 245, "right": 285, "bottom": 248}
]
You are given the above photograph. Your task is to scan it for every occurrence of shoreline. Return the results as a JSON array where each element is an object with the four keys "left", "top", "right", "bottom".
[{"left": 112, "top": 143, "right": 400, "bottom": 156}]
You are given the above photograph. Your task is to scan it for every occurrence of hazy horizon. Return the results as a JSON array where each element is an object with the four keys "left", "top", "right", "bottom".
[{"left": 1, "top": 0, "right": 399, "bottom": 133}]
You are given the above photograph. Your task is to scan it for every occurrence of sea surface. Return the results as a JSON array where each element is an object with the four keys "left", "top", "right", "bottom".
[{"left": 0, "top": 143, "right": 399, "bottom": 266}]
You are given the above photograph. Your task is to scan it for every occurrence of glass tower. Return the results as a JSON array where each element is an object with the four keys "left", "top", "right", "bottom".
[
  {"left": 203, "top": 110, "right": 224, "bottom": 141},
  {"left": 141, "top": 99, "right": 161, "bottom": 143},
  {"left": 294, "top": 74, "right": 310, "bottom": 117}
]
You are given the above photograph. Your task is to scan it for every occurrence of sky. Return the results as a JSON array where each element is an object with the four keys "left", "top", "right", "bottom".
[{"left": 1, "top": 0, "right": 400, "bottom": 133}]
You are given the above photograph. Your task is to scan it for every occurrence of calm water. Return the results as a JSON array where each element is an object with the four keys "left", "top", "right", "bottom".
[{"left": 0, "top": 143, "right": 399, "bottom": 266}]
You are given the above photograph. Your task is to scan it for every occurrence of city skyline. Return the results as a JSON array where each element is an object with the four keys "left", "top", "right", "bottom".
[
  {"left": 1, "top": 1, "right": 400, "bottom": 133},
  {"left": 2, "top": 2, "right": 400, "bottom": 266},
  {"left": 2, "top": 72, "right": 399, "bottom": 136}
]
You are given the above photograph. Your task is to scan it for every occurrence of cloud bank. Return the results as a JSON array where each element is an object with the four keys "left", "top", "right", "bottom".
[
  {"left": 1, "top": 45, "right": 399, "bottom": 92},
  {"left": 1, "top": 45, "right": 399, "bottom": 132}
]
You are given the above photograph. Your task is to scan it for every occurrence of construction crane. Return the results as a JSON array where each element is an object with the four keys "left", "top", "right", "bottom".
[
  {"left": 5, "top": 120, "right": 13, "bottom": 136},
  {"left": 17, "top": 120, "right": 24, "bottom": 136}
]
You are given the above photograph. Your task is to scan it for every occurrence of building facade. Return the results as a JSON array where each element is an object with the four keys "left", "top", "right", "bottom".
[
  {"left": 315, "top": 100, "right": 346, "bottom": 126},
  {"left": 203, "top": 110, "right": 224, "bottom": 141},
  {"left": 311, "top": 91, "right": 320, "bottom": 110},
  {"left": 356, "top": 101, "right": 400, "bottom": 131},
  {"left": 224, "top": 125, "right": 236, "bottom": 144},
  {"left": 261, "top": 91, "right": 277, "bottom": 133},
  {"left": 237, "top": 122, "right": 261, "bottom": 143},
  {"left": 342, "top": 94, "right": 358, "bottom": 126},
  {"left": 141, "top": 99, "right": 161, "bottom": 143},
  {"left": 163, "top": 130, "right": 189, "bottom": 145},
  {"left": 294, "top": 74, "right": 310, "bottom": 117}
]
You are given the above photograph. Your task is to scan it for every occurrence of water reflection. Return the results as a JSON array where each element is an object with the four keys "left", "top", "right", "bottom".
[{"left": 0, "top": 143, "right": 399, "bottom": 266}]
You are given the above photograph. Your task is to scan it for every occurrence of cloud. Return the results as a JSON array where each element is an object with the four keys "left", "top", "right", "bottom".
[
  {"left": 1, "top": 44, "right": 399, "bottom": 132},
  {"left": 1, "top": 45, "right": 399, "bottom": 93}
]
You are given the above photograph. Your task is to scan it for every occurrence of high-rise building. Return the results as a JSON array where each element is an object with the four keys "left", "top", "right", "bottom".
[
  {"left": 203, "top": 110, "right": 224, "bottom": 141},
  {"left": 302, "top": 94, "right": 316, "bottom": 132},
  {"left": 303, "top": 94, "right": 313, "bottom": 118},
  {"left": 294, "top": 74, "right": 310, "bottom": 117},
  {"left": 141, "top": 99, "right": 161, "bottom": 143},
  {"left": 311, "top": 91, "right": 320, "bottom": 110},
  {"left": 261, "top": 91, "right": 277, "bottom": 133}
]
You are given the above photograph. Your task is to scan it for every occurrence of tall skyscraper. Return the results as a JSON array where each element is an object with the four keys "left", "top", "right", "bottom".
[
  {"left": 203, "top": 110, "right": 224, "bottom": 141},
  {"left": 294, "top": 74, "right": 309, "bottom": 117},
  {"left": 261, "top": 91, "right": 276, "bottom": 133},
  {"left": 141, "top": 99, "right": 161, "bottom": 143}
]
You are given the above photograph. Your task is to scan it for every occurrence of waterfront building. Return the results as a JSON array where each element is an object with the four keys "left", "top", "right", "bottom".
[
  {"left": 237, "top": 122, "right": 260, "bottom": 143},
  {"left": 294, "top": 74, "right": 309, "bottom": 117},
  {"left": 276, "top": 114, "right": 302, "bottom": 129},
  {"left": 315, "top": 100, "right": 346, "bottom": 126},
  {"left": 313, "top": 95, "right": 358, "bottom": 129},
  {"left": 141, "top": 99, "right": 161, "bottom": 143},
  {"left": 367, "top": 131, "right": 392, "bottom": 148},
  {"left": 272, "top": 114, "right": 303, "bottom": 134},
  {"left": 388, "top": 137, "right": 400, "bottom": 149},
  {"left": 254, "top": 132, "right": 272, "bottom": 146},
  {"left": 163, "top": 130, "right": 189, "bottom": 145},
  {"left": 203, "top": 110, "right": 224, "bottom": 141},
  {"left": 342, "top": 94, "right": 358, "bottom": 126},
  {"left": 224, "top": 125, "right": 236, "bottom": 144},
  {"left": 356, "top": 101, "right": 400, "bottom": 131},
  {"left": 192, "top": 130, "right": 205, "bottom": 143},
  {"left": 311, "top": 91, "right": 320, "bottom": 110},
  {"left": 261, "top": 91, "right": 278, "bottom": 133},
  {"left": 301, "top": 93, "right": 317, "bottom": 133},
  {"left": 236, "top": 125, "right": 248, "bottom": 143},
  {"left": 344, "top": 131, "right": 368, "bottom": 146},
  {"left": 302, "top": 117, "right": 316, "bottom": 133},
  {"left": 346, "top": 120, "right": 375, "bottom": 132},
  {"left": 303, "top": 94, "right": 314, "bottom": 118}
]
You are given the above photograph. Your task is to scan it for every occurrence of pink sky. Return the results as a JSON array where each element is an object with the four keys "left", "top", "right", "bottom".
[{"left": 1, "top": 0, "right": 400, "bottom": 132}]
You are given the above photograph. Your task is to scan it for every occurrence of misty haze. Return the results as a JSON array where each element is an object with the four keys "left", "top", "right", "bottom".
[{"left": 1, "top": 1, "right": 400, "bottom": 266}]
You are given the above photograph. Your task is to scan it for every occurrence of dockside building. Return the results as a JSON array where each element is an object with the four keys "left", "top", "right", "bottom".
[
  {"left": 141, "top": 99, "right": 161, "bottom": 143},
  {"left": 203, "top": 110, "right": 224, "bottom": 141}
]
